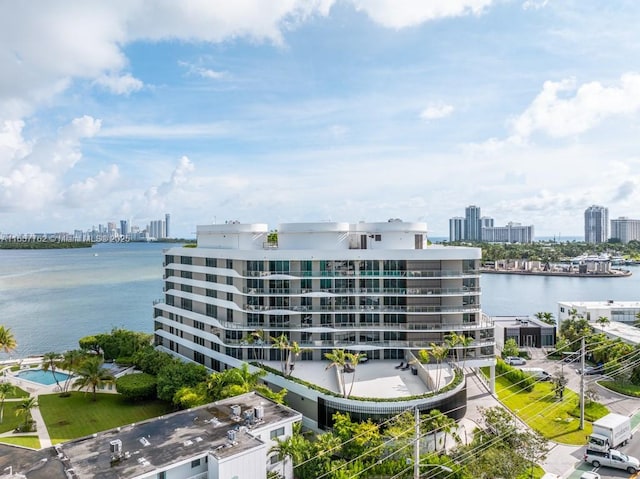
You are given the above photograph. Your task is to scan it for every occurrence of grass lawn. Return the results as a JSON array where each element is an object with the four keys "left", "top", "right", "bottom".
[
  {"left": 494, "top": 374, "right": 608, "bottom": 445},
  {"left": 0, "top": 435, "right": 40, "bottom": 449},
  {"left": 0, "top": 405, "right": 30, "bottom": 434},
  {"left": 517, "top": 465, "right": 545, "bottom": 479},
  {"left": 1, "top": 385, "right": 30, "bottom": 399},
  {"left": 39, "top": 392, "right": 173, "bottom": 444},
  {"left": 599, "top": 380, "right": 640, "bottom": 397}
]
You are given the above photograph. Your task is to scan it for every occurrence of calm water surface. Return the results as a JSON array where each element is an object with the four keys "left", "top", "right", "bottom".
[{"left": 1, "top": 243, "right": 638, "bottom": 357}]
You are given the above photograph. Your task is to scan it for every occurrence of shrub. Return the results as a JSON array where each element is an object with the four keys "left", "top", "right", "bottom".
[
  {"left": 115, "top": 373, "right": 157, "bottom": 401},
  {"left": 496, "top": 360, "right": 536, "bottom": 392}
]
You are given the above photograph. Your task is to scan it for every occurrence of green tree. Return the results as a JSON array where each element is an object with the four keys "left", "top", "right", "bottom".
[
  {"left": 41, "top": 351, "right": 63, "bottom": 390},
  {"left": 596, "top": 316, "right": 610, "bottom": 329},
  {"left": 269, "top": 433, "right": 308, "bottom": 479},
  {"left": 156, "top": 360, "right": 208, "bottom": 403},
  {"left": 14, "top": 396, "right": 38, "bottom": 431},
  {"left": 271, "top": 334, "right": 291, "bottom": 375},
  {"left": 0, "top": 326, "right": 17, "bottom": 354},
  {"left": 430, "top": 343, "right": 449, "bottom": 392},
  {"left": 73, "top": 356, "right": 115, "bottom": 401},
  {"left": 59, "top": 349, "right": 86, "bottom": 395},
  {"left": 0, "top": 382, "right": 15, "bottom": 423},
  {"left": 502, "top": 338, "right": 520, "bottom": 358},
  {"left": 535, "top": 312, "right": 555, "bottom": 325},
  {"left": 345, "top": 351, "right": 366, "bottom": 398}
]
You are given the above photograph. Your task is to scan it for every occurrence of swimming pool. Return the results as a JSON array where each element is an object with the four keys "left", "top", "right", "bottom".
[{"left": 16, "top": 369, "right": 71, "bottom": 385}]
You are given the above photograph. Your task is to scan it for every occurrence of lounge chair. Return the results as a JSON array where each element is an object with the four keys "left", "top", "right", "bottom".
[
  {"left": 395, "top": 361, "right": 405, "bottom": 369},
  {"left": 401, "top": 364, "right": 410, "bottom": 371}
]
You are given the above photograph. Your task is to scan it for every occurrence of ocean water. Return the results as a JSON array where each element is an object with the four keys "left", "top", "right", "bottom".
[
  {"left": 1, "top": 243, "right": 638, "bottom": 358},
  {"left": 0, "top": 242, "right": 165, "bottom": 358}
]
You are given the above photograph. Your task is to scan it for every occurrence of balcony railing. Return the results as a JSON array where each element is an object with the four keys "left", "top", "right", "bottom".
[
  {"left": 242, "top": 269, "right": 479, "bottom": 278},
  {"left": 242, "top": 286, "right": 480, "bottom": 296}
]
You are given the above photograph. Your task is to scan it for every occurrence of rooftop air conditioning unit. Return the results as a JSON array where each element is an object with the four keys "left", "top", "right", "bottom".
[
  {"left": 227, "top": 429, "right": 237, "bottom": 443},
  {"left": 230, "top": 405, "right": 241, "bottom": 417},
  {"left": 110, "top": 439, "right": 122, "bottom": 454},
  {"left": 254, "top": 405, "right": 264, "bottom": 419}
]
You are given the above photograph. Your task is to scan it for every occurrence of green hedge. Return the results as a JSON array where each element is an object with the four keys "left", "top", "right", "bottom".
[
  {"left": 115, "top": 373, "right": 157, "bottom": 401},
  {"left": 496, "top": 359, "right": 536, "bottom": 392}
]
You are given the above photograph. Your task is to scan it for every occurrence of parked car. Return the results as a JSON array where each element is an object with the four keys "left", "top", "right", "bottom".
[
  {"left": 579, "top": 472, "right": 600, "bottom": 479},
  {"left": 504, "top": 356, "right": 526, "bottom": 365},
  {"left": 576, "top": 365, "right": 604, "bottom": 375}
]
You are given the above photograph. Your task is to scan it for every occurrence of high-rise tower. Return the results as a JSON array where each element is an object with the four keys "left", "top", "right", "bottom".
[
  {"left": 584, "top": 205, "right": 609, "bottom": 243},
  {"left": 464, "top": 205, "right": 482, "bottom": 241}
]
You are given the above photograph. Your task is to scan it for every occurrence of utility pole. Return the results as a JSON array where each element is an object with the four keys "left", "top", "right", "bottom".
[
  {"left": 414, "top": 407, "right": 420, "bottom": 479},
  {"left": 580, "top": 336, "right": 585, "bottom": 430}
]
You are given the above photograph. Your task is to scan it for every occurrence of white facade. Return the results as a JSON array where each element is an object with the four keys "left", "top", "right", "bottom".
[
  {"left": 611, "top": 217, "right": 640, "bottom": 244},
  {"left": 481, "top": 222, "right": 534, "bottom": 243},
  {"left": 558, "top": 300, "right": 640, "bottom": 325},
  {"left": 153, "top": 220, "right": 494, "bottom": 426},
  {"left": 449, "top": 217, "right": 464, "bottom": 242}
]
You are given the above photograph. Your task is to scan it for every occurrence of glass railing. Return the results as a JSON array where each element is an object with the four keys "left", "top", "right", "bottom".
[{"left": 242, "top": 269, "right": 479, "bottom": 278}]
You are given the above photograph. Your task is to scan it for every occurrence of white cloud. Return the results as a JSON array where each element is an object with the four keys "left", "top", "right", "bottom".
[
  {"left": 511, "top": 73, "right": 640, "bottom": 140},
  {"left": 62, "top": 165, "right": 121, "bottom": 207},
  {"left": 99, "top": 122, "right": 229, "bottom": 139},
  {"left": 348, "top": 0, "right": 494, "bottom": 28},
  {"left": 179, "top": 61, "right": 227, "bottom": 80},
  {"left": 94, "top": 73, "right": 144, "bottom": 95},
  {"left": 522, "top": 0, "right": 550, "bottom": 10},
  {"left": 420, "top": 103, "right": 454, "bottom": 120}
]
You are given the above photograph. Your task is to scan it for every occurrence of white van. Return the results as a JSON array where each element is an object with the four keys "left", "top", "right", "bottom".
[{"left": 520, "top": 367, "right": 552, "bottom": 381}]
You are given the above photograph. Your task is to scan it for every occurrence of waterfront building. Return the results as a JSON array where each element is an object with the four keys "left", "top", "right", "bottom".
[
  {"left": 611, "top": 217, "right": 640, "bottom": 244},
  {"left": 558, "top": 300, "right": 640, "bottom": 325},
  {"left": 153, "top": 220, "right": 495, "bottom": 428},
  {"left": 481, "top": 222, "right": 535, "bottom": 243},
  {"left": 165, "top": 213, "right": 171, "bottom": 238},
  {"left": 120, "top": 219, "right": 130, "bottom": 237},
  {"left": 449, "top": 216, "right": 464, "bottom": 242},
  {"left": 480, "top": 216, "right": 494, "bottom": 229},
  {"left": 493, "top": 316, "right": 556, "bottom": 350},
  {"left": 464, "top": 205, "right": 482, "bottom": 241},
  {"left": 0, "top": 392, "right": 301, "bottom": 479},
  {"left": 591, "top": 320, "right": 640, "bottom": 346},
  {"left": 584, "top": 205, "right": 609, "bottom": 244}
]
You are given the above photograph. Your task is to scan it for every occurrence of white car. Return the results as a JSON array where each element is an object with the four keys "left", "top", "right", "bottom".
[
  {"left": 504, "top": 356, "right": 526, "bottom": 365},
  {"left": 580, "top": 472, "right": 600, "bottom": 479}
]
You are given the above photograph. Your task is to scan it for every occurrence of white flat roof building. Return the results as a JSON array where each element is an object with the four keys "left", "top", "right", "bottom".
[
  {"left": 153, "top": 220, "right": 495, "bottom": 428},
  {"left": 591, "top": 321, "right": 640, "bottom": 346},
  {"left": 558, "top": 301, "right": 640, "bottom": 325}
]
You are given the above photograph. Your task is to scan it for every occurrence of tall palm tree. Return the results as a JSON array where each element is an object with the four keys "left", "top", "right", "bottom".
[
  {"left": 0, "top": 382, "right": 15, "bottom": 423},
  {"left": 42, "top": 351, "right": 63, "bottom": 390},
  {"left": 270, "top": 334, "right": 290, "bottom": 374},
  {"left": 324, "top": 349, "right": 348, "bottom": 396},
  {"left": 345, "top": 351, "right": 366, "bottom": 398},
  {"left": 73, "top": 356, "right": 115, "bottom": 401},
  {"left": 59, "top": 349, "right": 85, "bottom": 395},
  {"left": 248, "top": 329, "right": 264, "bottom": 364},
  {"left": 444, "top": 332, "right": 462, "bottom": 363},
  {"left": 596, "top": 316, "right": 610, "bottom": 329},
  {"left": 0, "top": 326, "right": 17, "bottom": 354},
  {"left": 429, "top": 343, "right": 449, "bottom": 393},
  {"left": 269, "top": 434, "right": 307, "bottom": 479},
  {"left": 457, "top": 335, "right": 474, "bottom": 372},
  {"left": 14, "top": 396, "right": 38, "bottom": 431}
]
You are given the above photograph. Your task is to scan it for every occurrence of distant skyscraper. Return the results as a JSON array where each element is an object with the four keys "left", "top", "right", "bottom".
[
  {"left": 449, "top": 217, "right": 464, "bottom": 242},
  {"left": 584, "top": 205, "right": 609, "bottom": 243},
  {"left": 611, "top": 217, "right": 640, "bottom": 244},
  {"left": 165, "top": 213, "right": 171, "bottom": 238},
  {"left": 120, "top": 219, "right": 130, "bottom": 236},
  {"left": 480, "top": 216, "right": 494, "bottom": 229},
  {"left": 464, "top": 205, "right": 482, "bottom": 241}
]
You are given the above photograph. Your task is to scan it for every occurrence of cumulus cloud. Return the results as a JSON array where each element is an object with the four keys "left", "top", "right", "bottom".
[
  {"left": 179, "top": 61, "right": 227, "bottom": 80},
  {"left": 420, "top": 103, "right": 454, "bottom": 120},
  {"left": 522, "top": 0, "right": 550, "bottom": 10},
  {"left": 142, "top": 156, "right": 196, "bottom": 214},
  {"left": 612, "top": 180, "right": 637, "bottom": 202},
  {"left": 348, "top": 0, "right": 494, "bottom": 28},
  {"left": 62, "top": 165, "right": 120, "bottom": 207},
  {"left": 511, "top": 73, "right": 640, "bottom": 140},
  {"left": 94, "top": 73, "right": 144, "bottom": 95}
]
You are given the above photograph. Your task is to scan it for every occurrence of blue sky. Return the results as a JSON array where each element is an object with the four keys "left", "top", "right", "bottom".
[{"left": 1, "top": 0, "right": 640, "bottom": 238}]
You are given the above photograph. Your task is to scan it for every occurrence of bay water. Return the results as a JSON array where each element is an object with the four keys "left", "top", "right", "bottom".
[{"left": 1, "top": 243, "right": 639, "bottom": 358}]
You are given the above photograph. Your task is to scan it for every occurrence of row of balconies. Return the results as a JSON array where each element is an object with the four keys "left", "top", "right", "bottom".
[
  {"left": 242, "top": 304, "right": 480, "bottom": 314},
  {"left": 240, "top": 269, "right": 478, "bottom": 278},
  {"left": 242, "top": 286, "right": 480, "bottom": 296}
]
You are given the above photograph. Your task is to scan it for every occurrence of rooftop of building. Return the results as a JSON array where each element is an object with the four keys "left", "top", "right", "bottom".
[
  {"left": 591, "top": 321, "right": 640, "bottom": 345},
  {"left": 262, "top": 359, "right": 447, "bottom": 397},
  {"left": 0, "top": 392, "right": 300, "bottom": 479},
  {"left": 558, "top": 300, "right": 640, "bottom": 309},
  {"left": 492, "top": 316, "right": 556, "bottom": 329}
]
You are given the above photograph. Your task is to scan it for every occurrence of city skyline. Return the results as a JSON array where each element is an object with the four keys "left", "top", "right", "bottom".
[{"left": 1, "top": 2, "right": 640, "bottom": 238}]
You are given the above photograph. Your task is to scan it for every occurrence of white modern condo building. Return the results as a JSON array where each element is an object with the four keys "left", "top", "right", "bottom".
[{"left": 154, "top": 220, "right": 495, "bottom": 428}]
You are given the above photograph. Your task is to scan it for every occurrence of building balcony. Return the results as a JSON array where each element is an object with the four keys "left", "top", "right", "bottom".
[
  {"left": 242, "top": 304, "right": 481, "bottom": 314},
  {"left": 241, "top": 269, "right": 479, "bottom": 279},
  {"left": 242, "top": 287, "right": 480, "bottom": 296}
]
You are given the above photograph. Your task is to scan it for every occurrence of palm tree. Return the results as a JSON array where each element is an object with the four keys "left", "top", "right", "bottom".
[
  {"left": 220, "top": 363, "right": 266, "bottom": 398},
  {"left": 288, "top": 341, "right": 302, "bottom": 376},
  {"left": 429, "top": 343, "right": 449, "bottom": 393},
  {"left": 248, "top": 329, "right": 264, "bottom": 364},
  {"left": 596, "top": 316, "right": 610, "bottom": 329},
  {"left": 324, "top": 349, "right": 348, "bottom": 397},
  {"left": 0, "top": 326, "right": 17, "bottom": 354},
  {"left": 15, "top": 396, "right": 38, "bottom": 431},
  {"left": 345, "top": 351, "right": 366, "bottom": 398},
  {"left": 269, "top": 434, "right": 306, "bottom": 479},
  {"left": 73, "top": 356, "right": 115, "bottom": 401},
  {"left": 42, "top": 351, "right": 63, "bottom": 390},
  {"left": 0, "top": 382, "right": 15, "bottom": 423},
  {"left": 457, "top": 335, "right": 474, "bottom": 371},
  {"left": 270, "top": 334, "right": 290, "bottom": 374},
  {"left": 445, "top": 332, "right": 462, "bottom": 363},
  {"left": 59, "top": 349, "right": 85, "bottom": 395}
]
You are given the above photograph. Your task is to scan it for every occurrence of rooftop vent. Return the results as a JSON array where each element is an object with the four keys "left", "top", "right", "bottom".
[
  {"left": 230, "top": 405, "right": 241, "bottom": 417},
  {"left": 254, "top": 405, "right": 264, "bottom": 419},
  {"left": 227, "top": 429, "right": 237, "bottom": 443},
  {"left": 110, "top": 439, "right": 122, "bottom": 454}
]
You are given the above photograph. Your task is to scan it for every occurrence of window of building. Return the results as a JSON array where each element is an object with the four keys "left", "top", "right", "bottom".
[
  {"left": 180, "top": 256, "right": 192, "bottom": 265},
  {"left": 206, "top": 258, "right": 216, "bottom": 267},
  {"left": 270, "top": 427, "right": 285, "bottom": 439},
  {"left": 158, "top": 472, "right": 167, "bottom": 479},
  {"left": 191, "top": 459, "right": 201, "bottom": 468},
  {"left": 206, "top": 289, "right": 216, "bottom": 298},
  {"left": 206, "top": 274, "right": 217, "bottom": 283},
  {"left": 375, "top": 234, "right": 382, "bottom": 241},
  {"left": 180, "top": 298, "right": 192, "bottom": 311},
  {"left": 181, "top": 270, "right": 192, "bottom": 279},
  {"left": 226, "top": 259, "right": 233, "bottom": 269},
  {"left": 227, "top": 292, "right": 233, "bottom": 301},
  {"left": 206, "top": 304, "right": 216, "bottom": 318},
  {"left": 270, "top": 454, "right": 280, "bottom": 465},
  {"left": 226, "top": 276, "right": 233, "bottom": 285},
  {"left": 182, "top": 284, "right": 192, "bottom": 293},
  {"left": 226, "top": 309, "right": 234, "bottom": 322}
]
